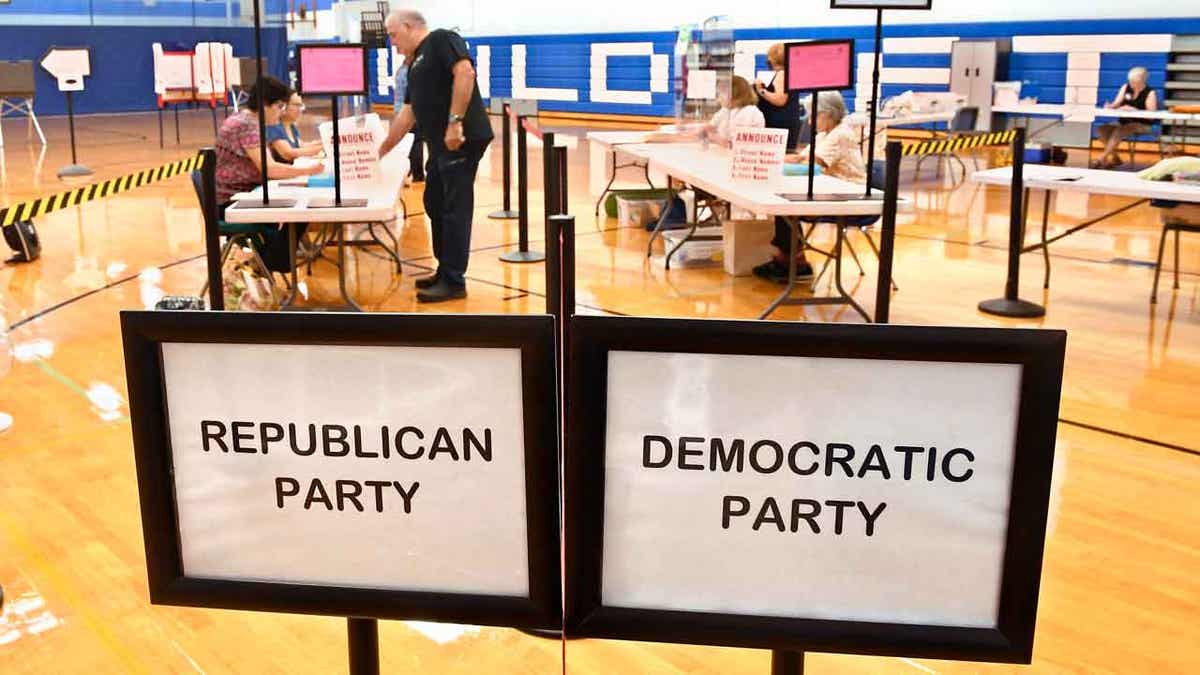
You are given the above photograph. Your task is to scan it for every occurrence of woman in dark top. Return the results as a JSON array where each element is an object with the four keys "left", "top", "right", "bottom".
[
  {"left": 1093, "top": 66, "right": 1159, "bottom": 169},
  {"left": 755, "top": 42, "right": 803, "bottom": 150}
]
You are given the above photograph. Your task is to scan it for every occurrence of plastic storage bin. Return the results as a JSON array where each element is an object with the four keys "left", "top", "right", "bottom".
[
  {"left": 659, "top": 228, "right": 724, "bottom": 268},
  {"left": 616, "top": 196, "right": 664, "bottom": 229}
]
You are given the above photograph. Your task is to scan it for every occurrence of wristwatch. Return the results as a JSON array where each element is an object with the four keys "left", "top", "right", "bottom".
[{"left": 448, "top": 112, "right": 464, "bottom": 124}]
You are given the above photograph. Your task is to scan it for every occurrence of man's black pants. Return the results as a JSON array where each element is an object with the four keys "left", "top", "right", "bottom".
[{"left": 423, "top": 141, "right": 486, "bottom": 287}]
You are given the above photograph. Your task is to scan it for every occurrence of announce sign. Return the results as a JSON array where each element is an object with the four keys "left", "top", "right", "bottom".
[
  {"left": 121, "top": 311, "right": 560, "bottom": 629},
  {"left": 566, "top": 316, "right": 1065, "bottom": 662}
]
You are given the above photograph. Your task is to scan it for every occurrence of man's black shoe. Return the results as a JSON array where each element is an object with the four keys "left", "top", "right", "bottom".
[
  {"left": 415, "top": 272, "right": 441, "bottom": 289},
  {"left": 417, "top": 279, "right": 467, "bottom": 303}
]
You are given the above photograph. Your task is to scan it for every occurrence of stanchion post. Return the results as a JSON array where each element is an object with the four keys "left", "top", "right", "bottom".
[
  {"left": 770, "top": 649, "right": 805, "bottom": 675},
  {"left": 978, "top": 127, "right": 1046, "bottom": 318},
  {"left": 555, "top": 145, "right": 569, "bottom": 216},
  {"left": 874, "top": 141, "right": 900, "bottom": 324},
  {"left": 489, "top": 103, "right": 518, "bottom": 219},
  {"left": 545, "top": 131, "right": 561, "bottom": 318},
  {"left": 200, "top": 148, "right": 223, "bottom": 310},
  {"left": 347, "top": 618, "right": 379, "bottom": 675},
  {"left": 500, "top": 115, "right": 545, "bottom": 263}
]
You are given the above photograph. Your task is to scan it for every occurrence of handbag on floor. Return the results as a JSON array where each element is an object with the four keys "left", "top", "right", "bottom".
[
  {"left": 222, "top": 245, "right": 282, "bottom": 311},
  {"left": 3, "top": 220, "right": 40, "bottom": 263}
]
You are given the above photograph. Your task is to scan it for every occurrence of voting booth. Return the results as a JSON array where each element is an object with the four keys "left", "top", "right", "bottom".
[{"left": 0, "top": 60, "right": 45, "bottom": 148}]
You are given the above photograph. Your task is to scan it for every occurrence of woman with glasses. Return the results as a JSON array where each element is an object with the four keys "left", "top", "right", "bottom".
[{"left": 267, "top": 92, "right": 324, "bottom": 164}]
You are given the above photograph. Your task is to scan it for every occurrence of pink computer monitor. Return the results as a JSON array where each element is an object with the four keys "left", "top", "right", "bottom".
[
  {"left": 297, "top": 44, "right": 368, "bottom": 96},
  {"left": 783, "top": 40, "right": 854, "bottom": 93}
]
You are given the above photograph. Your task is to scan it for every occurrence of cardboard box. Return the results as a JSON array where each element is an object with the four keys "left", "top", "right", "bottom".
[{"left": 721, "top": 218, "right": 775, "bottom": 276}]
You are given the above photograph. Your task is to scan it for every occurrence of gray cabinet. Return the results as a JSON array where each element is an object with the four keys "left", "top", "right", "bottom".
[{"left": 950, "top": 40, "right": 1010, "bottom": 131}]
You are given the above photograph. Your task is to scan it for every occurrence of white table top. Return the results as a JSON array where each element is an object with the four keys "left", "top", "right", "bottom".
[
  {"left": 846, "top": 111, "right": 957, "bottom": 128},
  {"left": 616, "top": 143, "right": 898, "bottom": 217},
  {"left": 993, "top": 103, "right": 1197, "bottom": 123},
  {"left": 971, "top": 164, "right": 1200, "bottom": 203},
  {"left": 224, "top": 183, "right": 398, "bottom": 223}
]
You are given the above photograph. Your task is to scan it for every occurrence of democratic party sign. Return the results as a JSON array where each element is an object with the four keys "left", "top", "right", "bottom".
[{"left": 565, "top": 316, "right": 1065, "bottom": 663}]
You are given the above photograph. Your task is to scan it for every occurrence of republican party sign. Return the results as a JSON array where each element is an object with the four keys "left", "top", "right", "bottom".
[
  {"left": 121, "top": 311, "right": 560, "bottom": 629},
  {"left": 566, "top": 316, "right": 1065, "bottom": 663}
]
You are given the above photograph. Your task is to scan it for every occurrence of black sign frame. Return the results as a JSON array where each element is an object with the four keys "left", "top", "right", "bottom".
[
  {"left": 121, "top": 310, "right": 561, "bottom": 630},
  {"left": 564, "top": 316, "right": 1065, "bottom": 663},
  {"left": 782, "top": 39, "right": 855, "bottom": 93},
  {"left": 830, "top": 0, "right": 933, "bottom": 9},
  {"left": 295, "top": 42, "right": 370, "bottom": 97}
]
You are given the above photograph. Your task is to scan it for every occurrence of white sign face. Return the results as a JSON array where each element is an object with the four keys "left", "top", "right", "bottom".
[
  {"left": 159, "top": 342, "right": 530, "bottom": 597},
  {"left": 686, "top": 69, "right": 718, "bottom": 100},
  {"left": 601, "top": 350, "right": 1021, "bottom": 628},
  {"left": 40, "top": 48, "right": 91, "bottom": 92},
  {"left": 730, "top": 127, "right": 788, "bottom": 183}
]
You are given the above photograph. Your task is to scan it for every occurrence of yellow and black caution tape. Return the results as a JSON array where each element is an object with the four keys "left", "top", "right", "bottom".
[
  {"left": 902, "top": 130, "right": 1017, "bottom": 158},
  {"left": 0, "top": 153, "right": 206, "bottom": 227}
]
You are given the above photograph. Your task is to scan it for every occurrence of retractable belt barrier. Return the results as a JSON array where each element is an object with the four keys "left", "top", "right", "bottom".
[
  {"left": 901, "top": 130, "right": 1017, "bottom": 158},
  {"left": 0, "top": 152, "right": 206, "bottom": 227}
]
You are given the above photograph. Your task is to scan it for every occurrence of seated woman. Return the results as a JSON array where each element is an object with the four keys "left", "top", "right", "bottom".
[
  {"left": 646, "top": 76, "right": 765, "bottom": 145},
  {"left": 754, "top": 92, "right": 866, "bottom": 283},
  {"left": 215, "top": 75, "right": 323, "bottom": 273},
  {"left": 266, "top": 92, "right": 324, "bottom": 164},
  {"left": 1092, "top": 67, "right": 1159, "bottom": 169}
]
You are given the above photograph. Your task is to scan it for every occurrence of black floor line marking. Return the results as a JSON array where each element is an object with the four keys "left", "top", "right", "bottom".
[
  {"left": 897, "top": 231, "right": 1199, "bottom": 280},
  {"left": 8, "top": 254, "right": 205, "bottom": 331},
  {"left": 1058, "top": 418, "right": 1199, "bottom": 458}
]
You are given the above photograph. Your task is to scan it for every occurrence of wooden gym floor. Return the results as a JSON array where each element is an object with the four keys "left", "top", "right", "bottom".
[{"left": 0, "top": 108, "right": 1197, "bottom": 673}]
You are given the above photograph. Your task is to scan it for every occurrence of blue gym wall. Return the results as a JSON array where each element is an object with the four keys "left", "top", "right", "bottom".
[
  {"left": 0, "top": 26, "right": 289, "bottom": 116},
  {"left": 464, "top": 17, "right": 1200, "bottom": 118}
]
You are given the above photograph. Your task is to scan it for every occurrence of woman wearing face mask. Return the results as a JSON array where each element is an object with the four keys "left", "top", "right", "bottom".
[
  {"left": 266, "top": 92, "right": 324, "bottom": 164},
  {"left": 215, "top": 75, "right": 322, "bottom": 272}
]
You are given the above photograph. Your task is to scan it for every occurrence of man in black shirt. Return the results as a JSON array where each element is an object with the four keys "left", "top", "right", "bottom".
[{"left": 381, "top": 9, "right": 494, "bottom": 302}]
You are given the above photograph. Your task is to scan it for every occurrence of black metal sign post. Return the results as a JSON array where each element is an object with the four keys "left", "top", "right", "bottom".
[
  {"left": 829, "top": 1, "right": 935, "bottom": 198},
  {"left": 238, "top": 0, "right": 294, "bottom": 209},
  {"left": 979, "top": 127, "right": 1046, "bottom": 318},
  {"left": 864, "top": 8, "right": 884, "bottom": 198},
  {"left": 295, "top": 44, "right": 370, "bottom": 209},
  {"left": 781, "top": 39, "right": 855, "bottom": 201}
]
